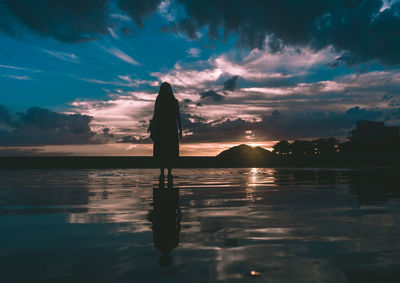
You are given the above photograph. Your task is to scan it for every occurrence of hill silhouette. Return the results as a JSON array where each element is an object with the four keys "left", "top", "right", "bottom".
[
  {"left": 1, "top": 144, "right": 400, "bottom": 169},
  {"left": 217, "top": 144, "right": 273, "bottom": 162}
]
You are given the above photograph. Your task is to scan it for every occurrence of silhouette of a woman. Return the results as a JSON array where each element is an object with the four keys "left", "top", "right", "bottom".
[{"left": 149, "top": 82, "right": 182, "bottom": 178}]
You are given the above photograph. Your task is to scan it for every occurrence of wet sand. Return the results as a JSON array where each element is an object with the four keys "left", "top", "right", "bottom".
[{"left": 0, "top": 168, "right": 399, "bottom": 282}]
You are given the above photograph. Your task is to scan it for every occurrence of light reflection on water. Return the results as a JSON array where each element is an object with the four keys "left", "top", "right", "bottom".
[{"left": 0, "top": 168, "right": 400, "bottom": 282}]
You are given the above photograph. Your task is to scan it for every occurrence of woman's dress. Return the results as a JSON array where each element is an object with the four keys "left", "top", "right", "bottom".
[{"left": 152, "top": 98, "right": 180, "bottom": 159}]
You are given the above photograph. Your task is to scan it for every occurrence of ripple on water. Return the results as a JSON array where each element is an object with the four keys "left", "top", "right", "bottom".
[{"left": 0, "top": 168, "right": 400, "bottom": 282}]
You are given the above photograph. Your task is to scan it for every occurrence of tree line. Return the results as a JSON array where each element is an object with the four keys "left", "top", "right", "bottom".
[
  {"left": 272, "top": 138, "right": 339, "bottom": 156},
  {"left": 272, "top": 137, "right": 400, "bottom": 156}
]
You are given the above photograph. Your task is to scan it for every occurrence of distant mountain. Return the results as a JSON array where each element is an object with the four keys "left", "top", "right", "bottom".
[{"left": 217, "top": 144, "right": 273, "bottom": 161}]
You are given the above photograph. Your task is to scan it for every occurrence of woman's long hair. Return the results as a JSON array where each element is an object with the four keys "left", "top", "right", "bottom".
[{"left": 156, "top": 82, "right": 175, "bottom": 105}]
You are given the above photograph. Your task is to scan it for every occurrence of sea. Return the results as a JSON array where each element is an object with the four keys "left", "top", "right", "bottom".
[{"left": 0, "top": 168, "right": 399, "bottom": 282}]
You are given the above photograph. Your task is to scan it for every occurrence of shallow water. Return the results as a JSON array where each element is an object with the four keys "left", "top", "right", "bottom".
[{"left": 0, "top": 168, "right": 399, "bottom": 282}]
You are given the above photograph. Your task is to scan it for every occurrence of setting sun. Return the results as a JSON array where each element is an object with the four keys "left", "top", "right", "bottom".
[{"left": 245, "top": 142, "right": 276, "bottom": 151}]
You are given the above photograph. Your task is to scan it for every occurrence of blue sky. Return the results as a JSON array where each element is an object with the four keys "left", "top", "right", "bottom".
[
  {"left": 1, "top": 0, "right": 400, "bottom": 155},
  {"left": 1, "top": 10, "right": 188, "bottom": 109}
]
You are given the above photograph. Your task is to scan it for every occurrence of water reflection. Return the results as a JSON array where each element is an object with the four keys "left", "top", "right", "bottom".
[
  {"left": 1, "top": 168, "right": 400, "bottom": 282},
  {"left": 346, "top": 169, "right": 400, "bottom": 201},
  {"left": 0, "top": 170, "right": 91, "bottom": 215},
  {"left": 147, "top": 176, "right": 181, "bottom": 267}
]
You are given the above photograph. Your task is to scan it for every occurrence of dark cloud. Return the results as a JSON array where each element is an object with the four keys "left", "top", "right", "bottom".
[
  {"left": 382, "top": 94, "right": 395, "bottom": 101},
  {"left": 168, "top": 0, "right": 400, "bottom": 66},
  {"left": 178, "top": 106, "right": 399, "bottom": 143},
  {"left": 0, "top": 2, "right": 16, "bottom": 37},
  {"left": 0, "top": 0, "right": 161, "bottom": 42},
  {"left": 0, "top": 105, "right": 96, "bottom": 146},
  {"left": 200, "top": 90, "right": 224, "bottom": 101},
  {"left": 257, "top": 107, "right": 381, "bottom": 140},
  {"left": 182, "top": 115, "right": 251, "bottom": 142},
  {"left": 118, "top": 135, "right": 151, "bottom": 143},
  {"left": 117, "top": 0, "right": 161, "bottom": 27},
  {"left": 2, "top": 1, "right": 399, "bottom": 66},
  {"left": 223, "top": 75, "right": 239, "bottom": 92},
  {"left": 0, "top": 0, "right": 111, "bottom": 42},
  {"left": 0, "top": 104, "right": 12, "bottom": 124}
]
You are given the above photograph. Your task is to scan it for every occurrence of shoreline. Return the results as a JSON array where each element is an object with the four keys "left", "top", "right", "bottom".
[{"left": 1, "top": 153, "right": 400, "bottom": 169}]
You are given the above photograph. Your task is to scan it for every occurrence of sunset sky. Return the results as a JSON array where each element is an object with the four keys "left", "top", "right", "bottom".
[{"left": 1, "top": 0, "right": 400, "bottom": 156}]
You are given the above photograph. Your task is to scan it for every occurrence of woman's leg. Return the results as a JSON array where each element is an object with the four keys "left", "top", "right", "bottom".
[
  {"left": 160, "top": 162, "right": 165, "bottom": 178},
  {"left": 167, "top": 158, "right": 173, "bottom": 176},
  {"left": 159, "top": 157, "right": 166, "bottom": 177}
]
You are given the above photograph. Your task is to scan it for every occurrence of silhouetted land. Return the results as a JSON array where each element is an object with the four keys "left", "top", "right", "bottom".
[
  {"left": 1, "top": 152, "right": 400, "bottom": 169},
  {"left": 2, "top": 120, "right": 400, "bottom": 169}
]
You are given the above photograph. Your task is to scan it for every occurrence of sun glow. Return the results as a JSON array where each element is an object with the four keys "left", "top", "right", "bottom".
[{"left": 247, "top": 142, "right": 268, "bottom": 148}]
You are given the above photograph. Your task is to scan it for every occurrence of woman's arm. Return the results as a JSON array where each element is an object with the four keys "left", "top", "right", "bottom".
[
  {"left": 176, "top": 100, "right": 182, "bottom": 138},
  {"left": 153, "top": 99, "right": 160, "bottom": 129},
  {"left": 148, "top": 99, "right": 159, "bottom": 135}
]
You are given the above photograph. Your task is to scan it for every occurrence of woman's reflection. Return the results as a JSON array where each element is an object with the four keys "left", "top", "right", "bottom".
[{"left": 147, "top": 175, "right": 181, "bottom": 267}]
